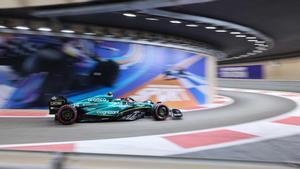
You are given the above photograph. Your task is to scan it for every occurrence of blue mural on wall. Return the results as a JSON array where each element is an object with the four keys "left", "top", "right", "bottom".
[{"left": 0, "top": 33, "right": 208, "bottom": 109}]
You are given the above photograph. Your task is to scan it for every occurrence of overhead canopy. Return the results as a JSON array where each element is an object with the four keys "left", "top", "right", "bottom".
[{"left": 0, "top": 0, "right": 299, "bottom": 63}]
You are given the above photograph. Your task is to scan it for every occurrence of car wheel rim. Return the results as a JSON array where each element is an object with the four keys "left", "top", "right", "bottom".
[
  {"left": 62, "top": 110, "right": 73, "bottom": 121},
  {"left": 158, "top": 106, "right": 167, "bottom": 117}
]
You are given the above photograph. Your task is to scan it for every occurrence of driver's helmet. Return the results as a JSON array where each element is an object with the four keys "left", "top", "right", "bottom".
[{"left": 107, "top": 92, "right": 113, "bottom": 97}]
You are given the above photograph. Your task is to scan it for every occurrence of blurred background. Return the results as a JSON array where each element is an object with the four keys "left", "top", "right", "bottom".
[
  {"left": 0, "top": 0, "right": 299, "bottom": 169},
  {"left": 0, "top": 33, "right": 208, "bottom": 109}
]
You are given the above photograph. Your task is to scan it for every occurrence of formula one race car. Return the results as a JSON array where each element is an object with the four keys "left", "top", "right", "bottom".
[{"left": 49, "top": 92, "right": 183, "bottom": 125}]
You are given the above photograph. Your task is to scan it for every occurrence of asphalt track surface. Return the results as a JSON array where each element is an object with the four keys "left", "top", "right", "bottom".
[
  {"left": 0, "top": 90, "right": 296, "bottom": 145},
  {"left": 175, "top": 134, "right": 300, "bottom": 163},
  {"left": 219, "top": 79, "right": 300, "bottom": 93}
]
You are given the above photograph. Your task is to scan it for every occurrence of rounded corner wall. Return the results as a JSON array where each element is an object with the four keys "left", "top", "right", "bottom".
[{"left": 0, "top": 32, "right": 216, "bottom": 110}]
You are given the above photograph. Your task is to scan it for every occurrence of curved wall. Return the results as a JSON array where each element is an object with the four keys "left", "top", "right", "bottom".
[{"left": 0, "top": 32, "right": 216, "bottom": 109}]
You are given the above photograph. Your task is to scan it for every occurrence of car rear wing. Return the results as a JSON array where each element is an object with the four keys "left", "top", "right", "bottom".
[{"left": 48, "top": 96, "right": 67, "bottom": 114}]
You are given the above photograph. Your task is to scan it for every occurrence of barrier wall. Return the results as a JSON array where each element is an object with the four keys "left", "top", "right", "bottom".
[
  {"left": 0, "top": 33, "right": 216, "bottom": 109},
  {"left": 218, "top": 65, "right": 263, "bottom": 79},
  {"left": 218, "top": 56, "right": 300, "bottom": 80}
]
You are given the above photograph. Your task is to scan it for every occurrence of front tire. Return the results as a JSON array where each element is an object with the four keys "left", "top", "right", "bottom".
[
  {"left": 57, "top": 105, "right": 78, "bottom": 125},
  {"left": 152, "top": 104, "right": 169, "bottom": 121}
]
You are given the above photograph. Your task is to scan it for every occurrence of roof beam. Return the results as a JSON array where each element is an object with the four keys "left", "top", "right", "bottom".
[
  {"left": 140, "top": 9, "right": 274, "bottom": 48},
  {"left": 32, "top": 0, "right": 214, "bottom": 17}
]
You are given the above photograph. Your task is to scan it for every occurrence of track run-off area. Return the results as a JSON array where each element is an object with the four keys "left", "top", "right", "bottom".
[{"left": 0, "top": 87, "right": 299, "bottom": 159}]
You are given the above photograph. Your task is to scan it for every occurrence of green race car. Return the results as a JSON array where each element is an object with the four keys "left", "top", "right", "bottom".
[{"left": 49, "top": 92, "right": 182, "bottom": 125}]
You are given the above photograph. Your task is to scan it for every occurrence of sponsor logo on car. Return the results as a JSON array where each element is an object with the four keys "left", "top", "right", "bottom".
[
  {"left": 87, "top": 98, "right": 108, "bottom": 102},
  {"left": 96, "top": 111, "right": 119, "bottom": 115}
]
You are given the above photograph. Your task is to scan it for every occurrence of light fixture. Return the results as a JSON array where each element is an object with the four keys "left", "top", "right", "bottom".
[
  {"left": 255, "top": 41, "right": 266, "bottom": 43},
  {"left": 235, "top": 35, "right": 246, "bottom": 38},
  {"left": 123, "top": 13, "right": 136, "bottom": 17},
  {"left": 83, "top": 26, "right": 96, "bottom": 36},
  {"left": 145, "top": 17, "right": 159, "bottom": 21},
  {"left": 0, "top": 25, "right": 7, "bottom": 29},
  {"left": 84, "top": 32, "right": 96, "bottom": 35},
  {"left": 240, "top": 54, "right": 249, "bottom": 57},
  {"left": 37, "top": 27, "right": 52, "bottom": 32},
  {"left": 253, "top": 50, "right": 263, "bottom": 53},
  {"left": 61, "top": 29, "right": 75, "bottom": 33},
  {"left": 247, "top": 39, "right": 258, "bottom": 42},
  {"left": 254, "top": 43, "right": 267, "bottom": 46},
  {"left": 247, "top": 52, "right": 255, "bottom": 55},
  {"left": 256, "top": 47, "right": 267, "bottom": 50},
  {"left": 185, "top": 24, "right": 198, "bottom": 27},
  {"left": 259, "top": 44, "right": 269, "bottom": 47},
  {"left": 215, "top": 29, "right": 227, "bottom": 33},
  {"left": 246, "top": 37, "right": 257, "bottom": 39},
  {"left": 230, "top": 31, "right": 241, "bottom": 34},
  {"left": 15, "top": 26, "right": 30, "bottom": 30},
  {"left": 205, "top": 26, "right": 216, "bottom": 29},
  {"left": 170, "top": 20, "right": 181, "bottom": 24}
]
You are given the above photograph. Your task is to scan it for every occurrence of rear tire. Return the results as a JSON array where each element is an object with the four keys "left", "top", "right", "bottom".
[
  {"left": 152, "top": 104, "right": 169, "bottom": 121},
  {"left": 57, "top": 105, "right": 78, "bottom": 125}
]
